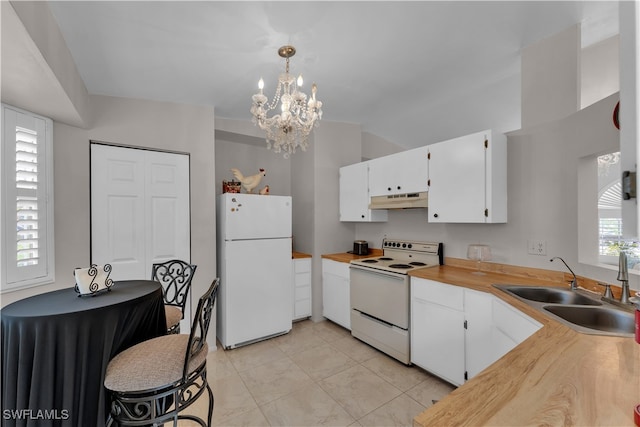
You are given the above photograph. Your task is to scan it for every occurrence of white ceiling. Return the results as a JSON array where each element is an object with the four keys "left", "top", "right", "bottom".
[{"left": 43, "top": 1, "right": 619, "bottom": 148}]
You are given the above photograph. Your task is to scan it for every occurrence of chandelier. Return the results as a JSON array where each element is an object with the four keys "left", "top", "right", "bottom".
[{"left": 250, "top": 45, "right": 323, "bottom": 158}]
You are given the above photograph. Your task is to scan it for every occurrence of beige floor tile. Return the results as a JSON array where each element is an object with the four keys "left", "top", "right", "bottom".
[
  {"left": 239, "top": 357, "right": 314, "bottom": 405},
  {"left": 318, "top": 365, "right": 403, "bottom": 419},
  {"left": 225, "top": 339, "right": 286, "bottom": 372},
  {"left": 361, "top": 354, "right": 431, "bottom": 392},
  {"left": 357, "top": 394, "right": 426, "bottom": 427},
  {"left": 215, "top": 407, "right": 270, "bottom": 427},
  {"left": 206, "top": 348, "right": 238, "bottom": 381},
  {"left": 404, "top": 376, "right": 456, "bottom": 408},
  {"left": 209, "top": 374, "right": 259, "bottom": 425},
  {"left": 272, "top": 324, "right": 327, "bottom": 355},
  {"left": 290, "top": 342, "right": 358, "bottom": 381},
  {"left": 330, "top": 335, "right": 380, "bottom": 363},
  {"left": 261, "top": 383, "right": 355, "bottom": 426},
  {"left": 313, "top": 320, "right": 352, "bottom": 342}
]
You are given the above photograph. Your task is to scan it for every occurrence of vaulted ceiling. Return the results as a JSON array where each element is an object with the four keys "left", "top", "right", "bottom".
[{"left": 15, "top": 1, "right": 623, "bottom": 148}]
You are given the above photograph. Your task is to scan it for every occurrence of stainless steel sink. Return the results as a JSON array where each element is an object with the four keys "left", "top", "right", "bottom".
[
  {"left": 495, "top": 285, "right": 602, "bottom": 306},
  {"left": 493, "top": 284, "right": 634, "bottom": 337},
  {"left": 544, "top": 305, "right": 635, "bottom": 337}
]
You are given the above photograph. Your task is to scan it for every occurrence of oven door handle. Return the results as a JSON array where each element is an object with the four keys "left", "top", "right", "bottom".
[{"left": 349, "top": 264, "right": 406, "bottom": 280}]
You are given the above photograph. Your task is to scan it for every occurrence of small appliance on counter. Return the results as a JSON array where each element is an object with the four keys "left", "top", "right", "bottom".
[{"left": 350, "top": 240, "right": 369, "bottom": 255}]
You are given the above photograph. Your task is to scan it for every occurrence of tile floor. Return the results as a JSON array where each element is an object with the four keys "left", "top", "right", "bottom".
[{"left": 181, "top": 319, "right": 455, "bottom": 426}]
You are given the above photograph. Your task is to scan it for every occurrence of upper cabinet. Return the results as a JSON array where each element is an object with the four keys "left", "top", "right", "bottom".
[
  {"left": 339, "top": 162, "right": 388, "bottom": 222},
  {"left": 368, "top": 146, "right": 429, "bottom": 197},
  {"left": 427, "top": 130, "right": 507, "bottom": 223}
]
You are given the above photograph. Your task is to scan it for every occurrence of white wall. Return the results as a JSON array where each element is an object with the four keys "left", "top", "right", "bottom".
[
  {"left": 214, "top": 137, "right": 291, "bottom": 197},
  {"left": 522, "top": 24, "right": 580, "bottom": 128}
]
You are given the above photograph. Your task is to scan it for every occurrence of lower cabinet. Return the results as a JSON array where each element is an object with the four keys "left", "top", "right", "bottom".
[
  {"left": 411, "top": 277, "right": 541, "bottom": 386},
  {"left": 293, "top": 257, "right": 312, "bottom": 320},
  {"left": 322, "top": 259, "right": 351, "bottom": 330}
]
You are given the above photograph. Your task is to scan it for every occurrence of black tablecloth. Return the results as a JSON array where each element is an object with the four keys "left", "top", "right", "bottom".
[{"left": 1, "top": 280, "right": 167, "bottom": 427}]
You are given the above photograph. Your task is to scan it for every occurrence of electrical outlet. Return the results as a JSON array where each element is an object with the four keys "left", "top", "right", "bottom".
[{"left": 527, "top": 240, "right": 547, "bottom": 256}]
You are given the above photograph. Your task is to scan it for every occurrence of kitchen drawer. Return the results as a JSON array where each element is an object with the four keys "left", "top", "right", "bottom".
[
  {"left": 322, "top": 259, "right": 349, "bottom": 278},
  {"left": 295, "top": 285, "right": 311, "bottom": 300},
  {"left": 294, "top": 258, "right": 311, "bottom": 273},
  {"left": 411, "top": 278, "right": 464, "bottom": 311}
]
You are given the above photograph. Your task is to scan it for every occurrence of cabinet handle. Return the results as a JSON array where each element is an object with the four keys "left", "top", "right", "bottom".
[
  {"left": 387, "top": 187, "right": 392, "bottom": 191},
  {"left": 397, "top": 186, "right": 401, "bottom": 190},
  {"left": 361, "top": 214, "right": 365, "bottom": 218},
  {"left": 433, "top": 213, "right": 439, "bottom": 218}
]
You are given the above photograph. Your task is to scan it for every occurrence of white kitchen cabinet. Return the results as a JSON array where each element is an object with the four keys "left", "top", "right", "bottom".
[
  {"left": 411, "top": 278, "right": 465, "bottom": 386},
  {"left": 411, "top": 277, "right": 541, "bottom": 386},
  {"left": 339, "top": 162, "right": 387, "bottom": 222},
  {"left": 368, "top": 146, "right": 429, "bottom": 197},
  {"left": 293, "top": 257, "right": 312, "bottom": 320},
  {"left": 322, "top": 259, "right": 351, "bottom": 330},
  {"left": 427, "top": 129, "right": 507, "bottom": 223},
  {"left": 464, "top": 289, "right": 495, "bottom": 379},
  {"left": 491, "top": 297, "right": 542, "bottom": 358}
]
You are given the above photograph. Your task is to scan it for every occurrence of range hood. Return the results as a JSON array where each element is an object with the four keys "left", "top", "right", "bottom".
[{"left": 369, "top": 192, "right": 428, "bottom": 210}]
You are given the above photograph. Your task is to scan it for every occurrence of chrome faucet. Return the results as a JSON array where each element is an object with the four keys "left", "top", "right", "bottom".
[
  {"left": 617, "top": 251, "right": 631, "bottom": 304},
  {"left": 550, "top": 257, "right": 577, "bottom": 290}
]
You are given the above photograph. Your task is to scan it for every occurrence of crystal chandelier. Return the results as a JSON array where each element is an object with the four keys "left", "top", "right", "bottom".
[{"left": 250, "top": 45, "right": 323, "bottom": 158}]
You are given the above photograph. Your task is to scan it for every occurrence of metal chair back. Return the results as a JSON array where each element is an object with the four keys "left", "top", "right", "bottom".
[{"left": 151, "top": 259, "right": 197, "bottom": 315}]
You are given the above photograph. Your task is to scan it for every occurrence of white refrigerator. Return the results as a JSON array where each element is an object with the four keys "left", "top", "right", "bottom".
[{"left": 216, "top": 193, "right": 293, "bottom": 349}]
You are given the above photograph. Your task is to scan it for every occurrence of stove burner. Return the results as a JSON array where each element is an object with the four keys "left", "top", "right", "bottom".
[
  {"left": 362, "top": 259, "right": 378, "bottom": 263},
  {"left": 388, "top": 264, "right": 412, "bottom": 269},
  {"left": 379, "top": 257, "right": 393, "bottom": 261},
  {"left": 409, "top": 262, "right": 426, "bottom": 266}
]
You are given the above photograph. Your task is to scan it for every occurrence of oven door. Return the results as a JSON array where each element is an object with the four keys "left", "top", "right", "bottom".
[{"left": 349, "top": 265, "right": 409, "bottom": 329}]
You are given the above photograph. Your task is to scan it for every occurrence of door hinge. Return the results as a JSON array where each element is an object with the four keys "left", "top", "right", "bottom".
[
  {"left": 484, "top": 208, "right": 489, "bottom": 217},
  {"left": 484, "top": 138, "right": 488, "bottom": 148},
  {"left": 464, "top": 320, "right": 467, "bottom": 329},
  {"left": 464, "top": 371, "right": 468, "bottom": 381}
]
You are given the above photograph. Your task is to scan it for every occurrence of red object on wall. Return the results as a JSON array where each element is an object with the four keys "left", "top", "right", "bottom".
[{"left": 634, "top": 403, "right": 640, "bottom": 426}]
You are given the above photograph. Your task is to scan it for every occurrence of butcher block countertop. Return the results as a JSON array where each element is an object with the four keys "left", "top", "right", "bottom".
[
  {"left": 409, "top": 263, "right": 640, "bottom": 427},
  {"left": 321, "top": 248, "right": 383, "bottom": 263},
  {"left": 292, "top": 251, "right": 312, "bottom": 259}
]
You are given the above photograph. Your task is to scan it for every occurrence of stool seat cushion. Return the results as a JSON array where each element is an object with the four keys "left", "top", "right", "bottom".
[
  {"left": 105, "top": 334, "right": 208, "bottom": 392},
  {"left": 165, "top": 305, "right": 183, "bottom": 330}
]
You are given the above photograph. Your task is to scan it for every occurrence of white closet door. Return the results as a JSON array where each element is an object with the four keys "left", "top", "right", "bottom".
[
  {"left": 91, "top": 145, "right": 147, "bottom": 280},
  {"left": 145, "top": 150, "right": 190, "bottom": 267},
  {"left": 91, "top": 145, "right": 191, "bottom": 331}
]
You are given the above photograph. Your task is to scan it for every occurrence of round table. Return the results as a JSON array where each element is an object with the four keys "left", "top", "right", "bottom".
[{"left": 1, "top": 280, "right": 167, "bottom": 427}]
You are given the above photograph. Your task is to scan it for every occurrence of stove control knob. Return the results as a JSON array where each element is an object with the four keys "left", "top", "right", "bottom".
[
  {"left": 408, "top": 243, "right": 413, "bottom": 248},
  {"left": 402, "top": 243, "right": 407, "bottom": 248}
]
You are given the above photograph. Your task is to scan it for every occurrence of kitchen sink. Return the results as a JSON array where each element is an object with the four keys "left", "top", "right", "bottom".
[
  {"left": 544, "top": 305, "right": 635, "bottom": 336},
  {"left": 495, "top": 285, "right": 602, "bottom": 306},
  {"left": 493, "top": 284, "right": 634, "bottom": 337}
]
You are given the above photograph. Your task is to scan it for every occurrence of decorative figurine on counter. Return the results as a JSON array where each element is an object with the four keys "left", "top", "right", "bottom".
[
  {"left": 231, "top": 168, "right": 266, "bottom": 193},
  {"left": 259, "top": 185, "right": 270, "bottom": 195}
]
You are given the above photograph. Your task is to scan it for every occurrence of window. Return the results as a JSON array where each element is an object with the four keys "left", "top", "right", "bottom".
[
  {"left": 2, "top": 104, "right": 54, "bottom": 291},
  {"left": 596, "top": 151, "right": 639, "bottom": 269}
]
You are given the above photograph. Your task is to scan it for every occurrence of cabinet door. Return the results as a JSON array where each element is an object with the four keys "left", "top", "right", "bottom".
[
  {"left": 322, "top": 260, "right": 351, "bottom": 329},
  {"left": 427, "top": 131, "right": 487, "bottom": 223},
  {"left": 411, "top": 297, "right": 465, "bottom": 386},
  {"left": 492, "top": 298, "right": 542, "bottom": 348},
  {"left": 411, "top": 278, "right": 465, "bottom": 386},
  {"left": 464, "top": 289, "right": 494, "bottom": 379},
  {"left": 339, "top": 162, "right": 387, "bottom": 222},
  {"left": 369, "top": 147, "right": 428, "bottom": 196}
]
